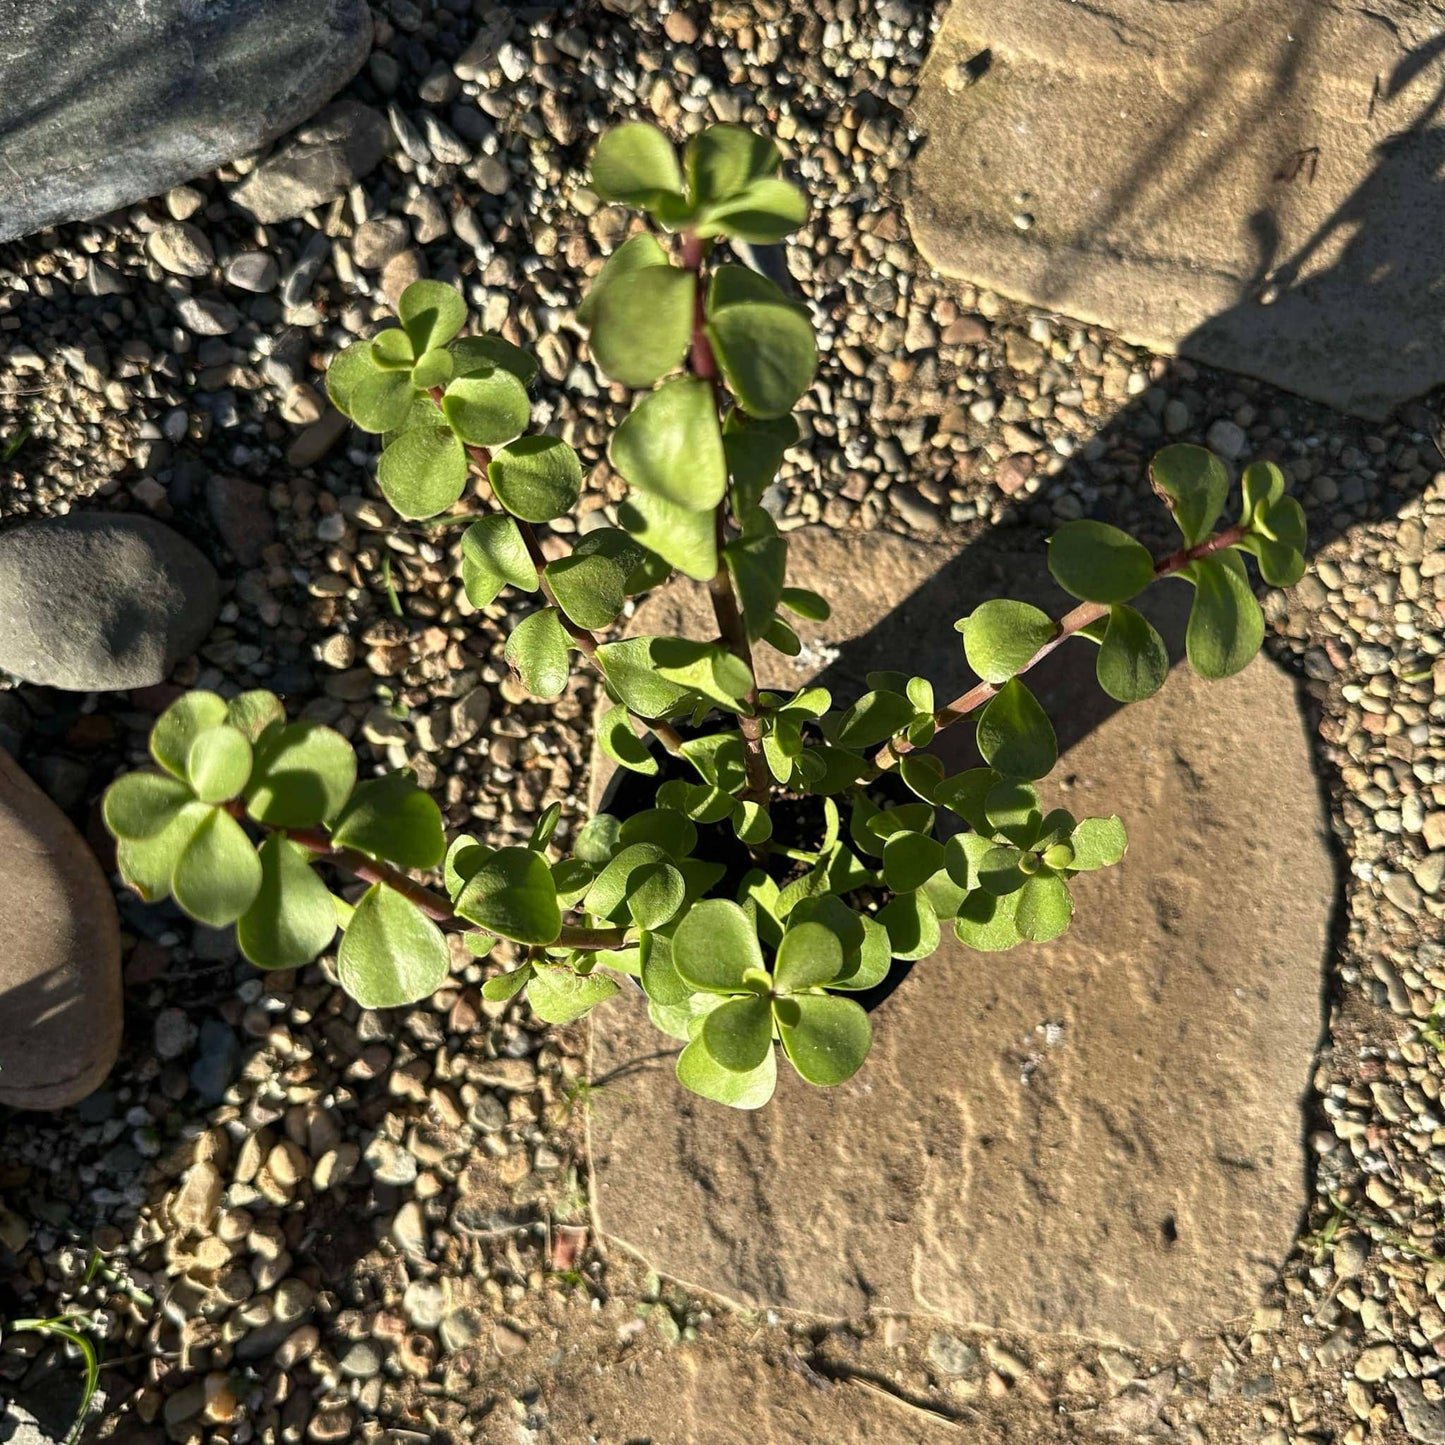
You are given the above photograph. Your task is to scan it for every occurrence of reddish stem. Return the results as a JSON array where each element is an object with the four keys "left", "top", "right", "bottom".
[
  {"left": 225, "top": 803, "right": 629, "bottom": 950},
  {"left": 870, "top": 523, "right": 1251, "bottom": 771},
  {"left": 682, "top": 233, "right": 771, "bottom": 802}
]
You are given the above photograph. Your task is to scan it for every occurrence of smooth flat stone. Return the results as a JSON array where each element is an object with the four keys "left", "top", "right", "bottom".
[
  {"left": 588, "top": 528, "right": 1332, "bottom": 1348},
  {"left": 0, "top": 747, "right": 121, "bottom": 1110},
  {"left": 907, "top": 0, "right": 1445, "bottom": 419},
  {"left": 0, "top": 513, "right": 220, "bottom": 691},
  {"left": 0, "top": 0, "right": 371, "bottom": 242}
]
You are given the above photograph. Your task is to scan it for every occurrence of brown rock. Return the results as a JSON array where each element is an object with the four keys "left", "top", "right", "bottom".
[
  {"left": 907, "top": 0, "right": 1445, "bottom": 418},
  {"left": 589, "top": 529, "right": 1331, "bottom": 1349},
  {"left": 0, "top": 749, "right": 121, "bottom": 1109}
]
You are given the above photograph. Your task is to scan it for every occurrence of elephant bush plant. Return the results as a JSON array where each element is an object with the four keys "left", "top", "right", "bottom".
[{"left": 102, "top": 122, "right": 1308, "bottom": 1108}]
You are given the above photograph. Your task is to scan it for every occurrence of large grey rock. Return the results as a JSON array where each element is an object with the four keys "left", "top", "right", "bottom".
[
  {"left": 0, "top": 0, "right": 372, "bottom": 242},
  {"left": 907, "top": 0, "right": 1445, "bottom": 419},
  {"left": 0, "top": 747, "right": 121, "bottom": 1110},
  {"left": 0, "top": 513, "right": 220, "bottom": 691},
  {"left": 589, "top": 529, "right": 1333, "bottom": 1349}
]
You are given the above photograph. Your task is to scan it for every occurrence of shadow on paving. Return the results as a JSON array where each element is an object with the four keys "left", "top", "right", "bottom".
[{"left": 596, "top": 13, "right": 1445, "bottom": 1308}]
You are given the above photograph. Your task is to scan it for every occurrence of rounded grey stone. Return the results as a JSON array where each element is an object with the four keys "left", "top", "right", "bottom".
[
  {"left": 224, "top": 251, "right": 279, "bottom": 293},
  {"left": 0, "top": 513, "right": 220, "bottom": 691}
]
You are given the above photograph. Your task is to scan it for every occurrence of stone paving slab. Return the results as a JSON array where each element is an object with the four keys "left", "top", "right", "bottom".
[
  {"left": 906, "top": 0, "right": 1445, "bottom": 419},
  {"left": 588, "top": 529, "right": 1333, "bottom": 1349}
]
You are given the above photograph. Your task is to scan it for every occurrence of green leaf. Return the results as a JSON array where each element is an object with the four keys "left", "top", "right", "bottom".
[
  {"left": 460, "top": 515, "right": 538, "bottom": 608},
  {"left": 576, "top": 231, "right": 669, "bottom": 329},
  {"left": 1242, "top": 531, "right": 1306, "bottom": 589},
  {"left": 835, "top": 689, "right": 915, "bottom": 748},
  {"left": 830, "top": 914, "right": 891, "bottom": 992},
  {"left": 724, "top": 410, "right": 798, "bottom": 515},
  {"left": 763, "top": 616, "right": 800, "bottom": 657},
  {"left": 933, "top": 769, "right": 999, "bottom": 834},
  {"left": 706, "top": 272, "right": 816, "bottom": 419},
  {"left": 1096, "top": 604, "right": 1170, "bottom": 703},
  {"left": 620, "top": 808, "right": 697, "bottom": 855},
  {"left": 448, "top": 333, "right": 539, "bottom": 388},
  {"left": 246, "top": 722, "right": 357, "bottom": 828},
  {"left": 103, "top": 771, "right": 193, "bottom": 841},
  {"left": 881, "top": 831, "right": 946, "bottom": 893},
  {"left": 115, "top": 801, "right": 210, "bottom": 902},
  {"left": 591, "top": 122, "right": 685, "bottom": 207},
  {"left": 975, "top": 679, "right": 1057, "bottom": 781},
  {"left": 773, "top": 920, "right": 844, "bottom": 992},
  {"left": 1240, "top": 459, "right": 1285, "bottom": 524},
  {"left": 150, "top": 691, "right": 228, "bottom": 779},
  {"left": 776, "top": 994, "right": 870, "bottom": 1086},
  {"left": 225, "top": 690, "right": 285, "bottom": 742},
  {"left": 1070, "top": 816, "right": 1127, "bottom": 870},
  {"left": 330, "top": 771, "right": 445, "bottom": 869},
  {"left": 953, "top": 889, "right": 1023, "bottom": 952},
  {"left": 677, "top": 1034, "right": 776, "bottom": 1108},
  {"left": 337, "top": 884, "right": 450, "bottom": 1008},
  {"left": 626, "top": 861, "right": 685, "bottom": 930},
  {"left": 371, "top": 327, "right": 416, "bottom": 370},
  {"left": 487, "top": 435, "right": 582, "bottom": 524},
  {"left": 1185, "top": 551, "right": 1264, "bottom": 680},
  {"left": 377, "top": 425, "right": 469, "bottom": 520},
  {"left": 545, "top": 550, "right": 628, "bottom": 630},
  {"left": 526, "top": 966, "right": 620, "bottom": 1025},
  {"left": 876, "top": 891, "right": 941, "bottom": 962},
  {"left": 481, "top": 964, "right": 533, "bottom": 1002},
  {"left": 701, "top": 994, "right": 774, "bottom": 1071},
  {"left": 1150, "top": 444, "right": 1229, "bottom": 547},
  {"left": 618, "top": 488, "right": 718, "bottom": 582},
  {"left": 237, "top": 836, "right": 338, "bottom": 970},
  {"left": 442, "top": 369, "right": 531, "bottom": 447},
  {"left": 186, "top": 725, "right": 252, "bottom": 805},
  {"left": 504, "top": 607, "right": 573, "bottom": 700},
  {"left": 779, "top": 586, "right": 830, "bottom": 622},
  {"left": 725, "top": 530, "right": 787, "bottom": 642},
  {"left": 596, "top": 636, "right": 693, "bottom": 717},
  {"left": 611, "top": 378, "right": 727, "bottom": 511},
  {"left": 673, "top": 898, "right": 764, "bottom": 992},
  {"left": 696, "top": 176, "right": 809, "bottom": 244},
  {"left": 685, "top": 125, "right": 780, "bottom": 206},
  {"left": 960, "top": 599, "right": 1057, "bottom": 684},
  {"left": 328, "top": 341, "right": 415, "bottom": 433},
  {"left": 1047, "top": 520, "right": 1156, "bottom": 604},
  {"left": 978, "top": 844, "right": 1027, "bottom": 895},
  {"left": 398, "top": 280, "right": 467, "bottom": 355},
  {"left": 588, "top": 266, "right": 696, "bottom": 388},
  {"left": 983, "top": 779, "right": 1042, "bottom": 847},
  {"left": 650, "top": 639, "right": 754, "bottom": 711},
  {"left": 1015, "top": 872, "right": 1073, "bottom": 943},
  {"left": 733, "top": 798, "right": 772, "bottom": 845},
  {"left": 410, "top": 347, "right": 454, "bottom": 391},
  {"left": 171, "top": 808, "right": 263, "bottom": 927},
  {"left": 454, "top": 846, "right": 562, "bottom": 945},
  {"left": 598, "top": 705, "right": 658, "bottom": 775},
  {"left": 574, "top": 814, "right": 622, "bottom": 867},
  {"left": 584, "top": 842, "right": 669, "bottom": 920}
]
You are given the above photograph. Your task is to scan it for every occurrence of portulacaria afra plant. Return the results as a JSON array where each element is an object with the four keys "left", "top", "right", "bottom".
[{"left": 103, "top": 122, "right": 1308, "bottom": 1107}]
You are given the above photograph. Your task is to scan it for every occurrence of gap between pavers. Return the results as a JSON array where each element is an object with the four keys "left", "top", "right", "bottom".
[{"left": 586, "top": 528, "right": 1334, "bottom": 1350}]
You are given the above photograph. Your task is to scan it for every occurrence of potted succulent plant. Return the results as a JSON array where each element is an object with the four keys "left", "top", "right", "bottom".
[{"left": 101, "top": 122, "right": 1309, "bottom": 1108}]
